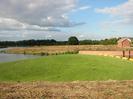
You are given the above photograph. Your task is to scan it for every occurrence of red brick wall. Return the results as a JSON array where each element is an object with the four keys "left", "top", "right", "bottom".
[
  {"left": 117, "top": 40, "right": 131, "bottom": 48},
  {"left": 122, "top": 40, "right": 131, "bottom": 47}
]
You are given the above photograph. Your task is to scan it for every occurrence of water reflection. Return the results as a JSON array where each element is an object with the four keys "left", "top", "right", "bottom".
[{"left": 0, "top": 48, "right": 40, "bottom": 63}]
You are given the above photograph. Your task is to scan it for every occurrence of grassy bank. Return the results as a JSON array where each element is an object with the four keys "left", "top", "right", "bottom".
[
  {"left": 0, "top": 55, "right": 133, "bottom": 82},
  {"left": 5, "top": 45, "right": 131, "bottom": 55}
]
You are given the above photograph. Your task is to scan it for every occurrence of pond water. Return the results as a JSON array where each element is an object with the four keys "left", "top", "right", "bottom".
[{"left": 0, "top": 48, "right": 40, "bottom": 63}]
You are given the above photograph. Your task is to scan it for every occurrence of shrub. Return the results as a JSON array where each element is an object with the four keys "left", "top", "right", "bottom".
[{"left": 68, "top": 36, "right": 79, "bottom": 45}]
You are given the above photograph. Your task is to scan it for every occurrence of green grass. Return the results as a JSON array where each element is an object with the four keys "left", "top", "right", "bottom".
[{"left": 0, "top": 54, "right": 133, "bottom": 82}]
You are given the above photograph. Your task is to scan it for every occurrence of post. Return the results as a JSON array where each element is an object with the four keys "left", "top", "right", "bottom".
[
  {"left": 128, "top": 50, "right": 131, "bottom": 59},
  {"left": 123, "top": 50, "right": 125, "bottom": 57}
]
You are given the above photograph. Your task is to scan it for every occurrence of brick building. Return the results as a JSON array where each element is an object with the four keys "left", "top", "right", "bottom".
[{"left": 117, "top": 38, "right": 132, "bottom": 48}]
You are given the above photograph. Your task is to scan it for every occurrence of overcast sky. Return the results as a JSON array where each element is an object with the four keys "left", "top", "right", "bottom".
[{"left": 0, "top": 0, "right": 132, "bottom": 41}]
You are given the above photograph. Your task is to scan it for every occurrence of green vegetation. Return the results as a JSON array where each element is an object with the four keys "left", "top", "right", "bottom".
[
  {"left": 0, "top": 55, "right": 133, "bottom": 82},
  {"left": 68, "top": 36, "right": 79, "bottom": 45},
  {"left": 79, "top": 38, "right": 118, "bottom": 45},
  {"left": 0, "top": 37, "right": 133, "bottom": 47}
]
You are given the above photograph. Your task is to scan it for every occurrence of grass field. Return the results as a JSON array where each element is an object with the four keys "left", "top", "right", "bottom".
[{"left": 0, "top": 54, "right": 133, "bottom": 82}]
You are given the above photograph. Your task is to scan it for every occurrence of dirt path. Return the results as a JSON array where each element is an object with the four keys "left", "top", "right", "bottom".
[
  {"left": 79, "top": 51, "right": 133, "bottom": 58},
  {"left": 1, "top": 80, "right": 133, "bottom": 99}
]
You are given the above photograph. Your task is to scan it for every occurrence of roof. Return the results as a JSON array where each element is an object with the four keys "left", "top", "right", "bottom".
[{"left": 118, "top": 38, "right": 132, "bottom": 43}]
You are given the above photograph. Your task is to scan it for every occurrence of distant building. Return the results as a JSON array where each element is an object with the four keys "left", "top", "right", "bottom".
[{"left": 117, "top": 38, "right": 132, "bottom": 48}]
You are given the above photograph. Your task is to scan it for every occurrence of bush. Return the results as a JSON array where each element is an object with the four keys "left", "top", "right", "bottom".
[{"left": 68, "top": 36, "right": 79, "bottom": 45}]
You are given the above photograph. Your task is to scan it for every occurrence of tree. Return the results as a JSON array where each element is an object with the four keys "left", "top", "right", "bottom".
[{"left": 68, "top": 36, "right": 79, "bottom": 45}]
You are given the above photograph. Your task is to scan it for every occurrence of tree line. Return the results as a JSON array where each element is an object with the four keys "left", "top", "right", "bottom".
[{"left": 0, "top": 37, "right": 122, "bottom": 47}]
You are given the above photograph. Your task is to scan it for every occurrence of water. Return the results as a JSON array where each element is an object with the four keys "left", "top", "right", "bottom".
[{"left": 0, "top": 48, "right": 40, "bottom": 63}]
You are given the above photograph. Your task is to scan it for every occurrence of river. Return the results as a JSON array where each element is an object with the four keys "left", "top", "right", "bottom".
[{"left": 0, "top": 48, "right": 40, "bottom": 63}]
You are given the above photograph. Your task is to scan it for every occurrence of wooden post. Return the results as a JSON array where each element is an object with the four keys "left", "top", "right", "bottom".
[
  {"left": 123, "top": 50, "right": 125, "bottom": 57},
  {"left": 128, "top": 50, "right": 131, "bottom": 59}
]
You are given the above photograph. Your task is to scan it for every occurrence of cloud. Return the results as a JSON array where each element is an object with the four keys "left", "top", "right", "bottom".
[
  {"left": 96, "top": 0, "right": 133, "bottom": 25},
  {"left": 79, "top": 6, "right": 91, "bottom": 10},
  {"left": 0, "top": 17, "right": 25, "bottom": 30},
  {"left": 78, "top": 34, "right": 85, "bottom": 38},
  {"left": 0, "top": 0, "right": 89, "bottom": 41},
  {"left": 0, "top": 17, "right": 61, "bottom": 31},
  {"left": 0, "top": 30, "right": 69, "bottom": 41},
  {"left": 72, "top": 6, "right": 91, "bottom": 12},
  {"left": 0, "top": 0, "right": 84, "bottom": 29},
  {"left": 40, "top": 15, "right": 85, "bottom": 27}
]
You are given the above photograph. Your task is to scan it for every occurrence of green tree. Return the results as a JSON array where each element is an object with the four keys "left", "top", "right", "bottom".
[{"left": 68, "top": 36, "right": 79, "bottom": 45}]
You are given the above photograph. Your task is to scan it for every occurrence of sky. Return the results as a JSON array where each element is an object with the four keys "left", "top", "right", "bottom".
[{"left": 0, "top": 0, "right": 132, "bottom": 41}]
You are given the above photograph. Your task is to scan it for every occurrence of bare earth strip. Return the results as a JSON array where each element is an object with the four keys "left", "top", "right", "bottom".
[
  {"left": 79, "top": 51, "right": 133, "bottom": 58},
  {"left": 1, "top": 80, "right": 133, "bottom": 99}
]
